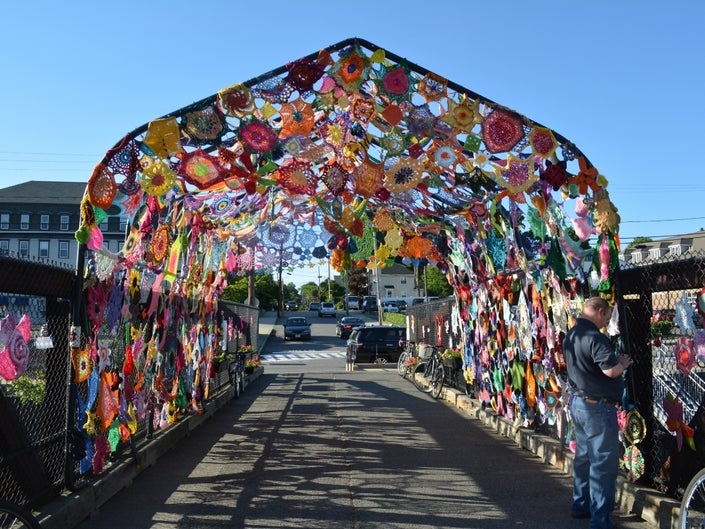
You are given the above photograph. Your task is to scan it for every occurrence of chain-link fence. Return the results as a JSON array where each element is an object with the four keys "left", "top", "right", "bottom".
[
  {"left": 619, "top": 251, "right": 705, "bottom": 497},
  {"left": 0, "top": 256, "right": 74, "bottom": 510}
]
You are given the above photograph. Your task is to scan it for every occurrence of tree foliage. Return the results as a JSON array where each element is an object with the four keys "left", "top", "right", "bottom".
[{"left": 423, "top": 265, "right": 453, "bottom": 298}]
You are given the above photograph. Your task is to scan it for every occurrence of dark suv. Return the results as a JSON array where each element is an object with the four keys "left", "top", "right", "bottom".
[{"left": 346, "top": 325, "right": 405, "bottom": 364}]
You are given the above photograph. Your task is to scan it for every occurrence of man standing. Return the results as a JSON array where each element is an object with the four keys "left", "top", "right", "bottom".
[{"left": 563, "top": 296, "right": 633, "bottom": 529}]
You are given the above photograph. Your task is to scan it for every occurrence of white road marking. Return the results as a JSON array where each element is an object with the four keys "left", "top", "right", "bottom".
[{"left": 261, "top": 350, "right": 347, "bottom": 363}]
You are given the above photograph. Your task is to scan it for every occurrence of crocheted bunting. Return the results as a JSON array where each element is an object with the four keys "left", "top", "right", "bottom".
[
  {"left": 330, "top": 47, "right": 371, "bottom": 91},
  {"left": 88, "top": 166, "right": 118, "bottom": 210},
  {"left": 404, "top": 235, "right": 433, "bottom": 259},
  {"left": 178, "top": 149, "right": 226, "bottom": 189},
  {"left": 407, "top": 103, "right": 435, "bottom": 138},
  {"left": 321, "top": 161, "right": 349, "bottom": 195},
  {"left": 418, "top": 72, "right": 447, "bottom": 102},
  {"left": 276, "top": 158, "right": 317, "bottom": 196},
  {"left": 376, "top": 63, "right": 415, "bottom": 103},
  {"left": 141, "top": 160, "right": 177, "bottom": 196},
  {"left": 238, "top": 119, "right": 279, "bottom": 155},
  {"left": 143, "top": 117, "right": 182, "bottom": 158},
  {"left": 209, "top": 193, "right": 237, "bottom": 217},
  {"left": 622, "top": 445, "right": 644, "bottom": 482},
  {"left": 217, "top": 83, "right": 255, "bottom": 117},
  {"left": 353, "top": 158, "right": 384, "bottom": 198},
  {"left": 268, "top": 224, "right": 291, "bottom": 246},
  {"left": 624, "top": 409, "right": 647, "bottom": 445},
  {"left": 380, "top": 128, "right": 407, "bottom": 156},
  {"left": 529, "top": 126, "right": 558, "bottom": 159},
  {"left": 182, "top": 105, "right": 226, "bottom": 145},
  {"left": 481, "top": 109, "right": 525, "bottom": 153},
  {"left": 373, "top": 210, "right": 397, "bottom": 231},
  {"left": 443, "top": 98, "right": 481, "bottom": 132},
  {"left": 251, "top": 76, "right": 293, "bottom": 104},
  {"left": 106, "top": 138, "right": 141, "bottom": 178},
  {"left": 280, "top": 97, "right": 315, "bottom": 137},
  {"left": 146, "top": 224, "right": 171, "bottom": 267},
  {"left": 285, "top": 57, "right": 325, "bottom": 93},
  {"left": 384, "top": 157, "right": 424, "bottom": 194},
  {"left": 350, "top": 94, "right": 377, "bottom": 125},
  {"left": 494, "top": 154, "right": 538, "bottom": 196},
  {"left": 297, "top": 227, "right": 318, "bottom": 249}
]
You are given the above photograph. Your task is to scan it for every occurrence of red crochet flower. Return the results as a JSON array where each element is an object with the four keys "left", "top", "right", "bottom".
[
  {"left": 382, "top": 67, "right": 410, "bottom": 95},
  {"left": 239, "top": 120, "right": 278, "bottom": 154},
  {"left": 481, "top": 110, "right": 524, "bottom": 153}
]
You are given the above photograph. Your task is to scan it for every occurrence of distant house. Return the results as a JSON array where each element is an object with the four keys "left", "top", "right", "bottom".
[
  {"left": 0, "top": 181, "right": 126, "bottom": 267},
  {"left": 376, "top": 262, "right": 418, "bottom": 299},
  {"left": 620, "top": 230, "right": 705, "bottom": 266}
]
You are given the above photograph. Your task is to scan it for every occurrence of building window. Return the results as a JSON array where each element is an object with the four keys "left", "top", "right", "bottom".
[
  {"left": 39, "top": 240, "right": 49, "bottom": 258},
  {"left": 669, "top": 244, "right": 686, "bottom": 256},
  {"left": 100, "top": 218, "right": 109, "bottom": 232},
  {"left": 400, "top": 277, "right": 407, "bottom": 284},
  {"left": 60, "top": 215, "right": 70, "bottom": 231},
  {"left": 20, "top": 214, "right": 30, "bottom": 230},
  {"left": 631, "top": 251, "right": 643, "bottom": 263},
  {"left": 0, "top": 214, "right": 8, "bottom": 230},
  {"left": 649, "top": 248, "right": 662, "bottom": 260},
  {"left": 19, "top": 240, "right": 29, "bottom": 258},
  {"left": 40, "top": 214, "right": 50, "bottom": 230},
  {"left": 119, "top": 218, "right": 128, "bottom": 233},
  {"left": 59, "top": 240, "right": 69, "bottom": 259},
  {"left": 0, "top": 240, "right": 8, "bottom": 256}
]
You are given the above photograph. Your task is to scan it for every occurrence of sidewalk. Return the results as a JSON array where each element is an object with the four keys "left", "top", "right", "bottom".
[
  {"left": 35, "top": 315, "right": 681, "bottom": 529},
  {"left": 255, "top": 310, "right": 280, "bottom": 354}
]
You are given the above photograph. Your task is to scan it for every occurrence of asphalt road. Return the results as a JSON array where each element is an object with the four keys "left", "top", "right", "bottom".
[{"left": 75, "top": 314, "right": 652, "bottom": 529}]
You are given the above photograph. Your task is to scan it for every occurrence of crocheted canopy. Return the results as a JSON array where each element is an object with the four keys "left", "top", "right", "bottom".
[{"left": 79, "top": 37, "right": 620, "bottom": 299}]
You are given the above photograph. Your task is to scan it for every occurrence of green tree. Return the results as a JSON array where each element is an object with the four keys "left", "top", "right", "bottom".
[
  {"left": 300, "top": 282, "right": 320, "bottom": 305},
  {"left": 423, "top": 265, "right": 453, "bottom": 298},
  {"left": 626, "top": 236, "right": 653, "bottom": 249},
  {"left": 220, "top": 272, "right": 280, "bottom": 310}
]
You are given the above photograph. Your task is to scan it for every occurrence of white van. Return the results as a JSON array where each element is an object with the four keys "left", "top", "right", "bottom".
[{"left": 346, "top": 296, "right": 361, "bottom": 310}]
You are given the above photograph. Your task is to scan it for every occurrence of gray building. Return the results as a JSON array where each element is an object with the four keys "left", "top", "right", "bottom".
[{"left": 0, "top": 181, "right": 126, "bottom": 268}]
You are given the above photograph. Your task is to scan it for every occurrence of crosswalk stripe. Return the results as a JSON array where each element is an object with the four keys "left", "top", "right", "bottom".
[{"left": 261, "top": 351, "right": 347, "bottom": 363}]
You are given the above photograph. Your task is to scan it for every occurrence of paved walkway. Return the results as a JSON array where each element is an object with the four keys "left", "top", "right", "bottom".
[{"left": 35, "top": 315, "right": 681, "bottom": 529}]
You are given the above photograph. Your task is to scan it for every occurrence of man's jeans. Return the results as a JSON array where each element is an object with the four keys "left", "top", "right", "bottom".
[{"left": 571, "top": 396, "right": 620, "bottom": 529}]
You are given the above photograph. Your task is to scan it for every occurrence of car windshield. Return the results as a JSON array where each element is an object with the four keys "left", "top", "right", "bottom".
[
  {"left": 287, "top": 318, "right": 307, "bottom": 325},
  {"left": 341, "top": 317, "right": 363, "bottom": 324}
]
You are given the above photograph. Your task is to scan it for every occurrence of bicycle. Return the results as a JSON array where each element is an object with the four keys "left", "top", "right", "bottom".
[
  {"left": 412, "top": 345, "right": 445, "bottom": 399},
  {"left": 397, "top": 340, "right": 416, "bottom": 378},
  {"left": 679, "top": 467, "right": 705, "bottom": 528},
  {"left": 0, "top": 499, "right": 41, "bottom": 529}
]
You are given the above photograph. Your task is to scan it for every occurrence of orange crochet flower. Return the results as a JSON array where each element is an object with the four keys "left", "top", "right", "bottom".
[
  {"left": 279, "top": 98, "right": 315, "bottom": 137},
  {"left": 571, "top": 156, "right": 601, "bottom": 195}
]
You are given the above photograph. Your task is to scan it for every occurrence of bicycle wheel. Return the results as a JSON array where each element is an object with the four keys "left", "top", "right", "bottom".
[
  {"left": 430, "top": 362, "right": 445, "bottom": 399},
  {"left": 680, "top": 467, "right": 705, "bottom": 528},
  {"left": 413, "top": 361, "right": 433, "bottom": 393},
  {"left": 0, "top": 499, "right": 42, "bottom": 529},
  {"left": 397, "top": 350, "right": 409, "bottom": 377}
]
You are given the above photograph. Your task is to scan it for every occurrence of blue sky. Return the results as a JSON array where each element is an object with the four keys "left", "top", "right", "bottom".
[{"left": 1, "top": 1, "right": 703, "bottom": 286}]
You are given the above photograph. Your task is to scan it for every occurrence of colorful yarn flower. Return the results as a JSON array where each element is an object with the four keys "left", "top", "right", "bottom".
[
  {"left": 384, "top": 157, "right": 424, "bottom": 193},
  {"left": 279, "top": 98, "right": 315, "bottom": 137},
  {"left": 238, "top": 119, "right": 279, "bottom": 154},
  {"left": 141, "top": 160, "right": 177, "bottom": 196},
  {"left": 481, "top": 109, "right": 525, "bottom": 153}
]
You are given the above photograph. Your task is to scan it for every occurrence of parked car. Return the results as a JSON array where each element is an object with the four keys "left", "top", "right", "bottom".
[
  {"left": 362, "top": 295, "right": 377, "bottom": 313},
  {"left": 283, "top": 316, "right": 311, "bottom": 341},
  {"left": 346, "top": 295, "right": 361, "bottom": 310},
  {"left": 381, "top": 301, "right": 400, "bottom": 313},
  {"left": 308, "top": 302, "right": 320, "bottom": 311},
  {"left": 285, "top": 300, "right": 298, "bottom": 311},
  {"left": 318, "top": 301, "right": 336, "bottom": 318},
  {"left": 346, "top": 325, "right": 406, "bottom": 364},
  {"left": 336, "top": 316, "right": 366, "bottom": 339}
]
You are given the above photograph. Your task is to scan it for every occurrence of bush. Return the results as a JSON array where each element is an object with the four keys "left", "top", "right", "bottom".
[{"left": 651, "top": 320, "right": 673, "bottom": 336}]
